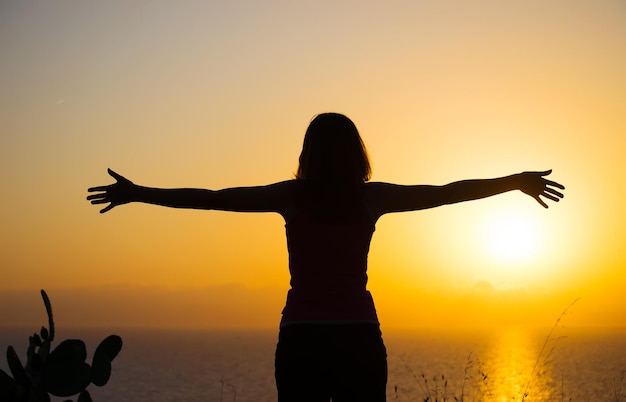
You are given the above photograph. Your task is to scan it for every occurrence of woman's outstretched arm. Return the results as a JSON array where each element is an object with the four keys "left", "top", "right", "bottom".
[
  {"left": 367, "top": 170, "right": 564, "bottom": 218},
  {"left": 87, "top": 168, "right": 295, "bottom": 214}
]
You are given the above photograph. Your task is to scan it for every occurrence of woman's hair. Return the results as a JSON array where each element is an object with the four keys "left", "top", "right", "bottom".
[{"left": 296, "top": 113, "right": 371, "bottom": 185}]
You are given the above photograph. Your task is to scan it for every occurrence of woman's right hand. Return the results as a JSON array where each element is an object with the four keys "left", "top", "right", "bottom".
[{"left": 87, "top": 169, "right": 138, "bottom": 213}]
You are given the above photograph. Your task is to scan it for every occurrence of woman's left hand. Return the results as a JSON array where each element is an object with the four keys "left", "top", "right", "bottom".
[{"left": 518, "top": 170, "right": 565, "bottom": 208}]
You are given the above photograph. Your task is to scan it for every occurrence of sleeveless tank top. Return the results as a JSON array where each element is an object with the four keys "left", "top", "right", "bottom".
[{"left": 280, "top": 201, "right": 379, "bottom": 326}]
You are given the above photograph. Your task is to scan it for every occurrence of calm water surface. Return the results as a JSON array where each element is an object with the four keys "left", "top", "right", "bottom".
[{"left": 1, "top": 326, "right": 624, "bottom": 401}]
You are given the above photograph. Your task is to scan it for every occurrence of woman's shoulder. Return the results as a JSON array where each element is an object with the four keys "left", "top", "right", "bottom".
[
  {"left": 363, "top": 182, "right": 400, "bottom": 220},
  {"left": 265, "top": 179, "right": 300, "bottom": 192},
  {"left": 363, "top": 181, "right": 394, "bottom": 196}
]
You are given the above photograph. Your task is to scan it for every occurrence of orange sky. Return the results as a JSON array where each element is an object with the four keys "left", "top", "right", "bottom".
[{"left": 1, "top": 0, "right": 625, "bottom": 330}]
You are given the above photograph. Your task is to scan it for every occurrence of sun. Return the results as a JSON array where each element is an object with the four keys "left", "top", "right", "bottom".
[{"left": 482, "top": 210, "right": 543, "bottom": 265}]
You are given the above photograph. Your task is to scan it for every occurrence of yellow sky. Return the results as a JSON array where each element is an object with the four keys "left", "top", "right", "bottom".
[{"left": 1, "top": 0, "right": 625, "bottom": 330}]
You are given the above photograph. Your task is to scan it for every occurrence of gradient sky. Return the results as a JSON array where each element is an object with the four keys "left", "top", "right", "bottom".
[{"left": 1, "top": 0, "right": 625, "bottom": 330}]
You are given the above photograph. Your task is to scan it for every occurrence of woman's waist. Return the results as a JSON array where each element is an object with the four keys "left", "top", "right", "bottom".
[
  {"left": 286, "top": 286, "right": 371, "bottom": 300},
  {"left": 281, "top": 288, "right": 378, "bottom": 324},
  {"left": 283, "top": 288, "right": 376, "bottom": 313}
]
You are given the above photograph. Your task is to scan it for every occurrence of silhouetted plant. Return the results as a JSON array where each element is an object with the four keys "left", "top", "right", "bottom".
[
  {"left": 0, "top": 290, "right": 122, "bottom": 402},
  {"left": 521, "top": 298, "right": 579, "bottom": 401},
  {"left": 400, "top": 354, "right": 487, "bottom": 402}
]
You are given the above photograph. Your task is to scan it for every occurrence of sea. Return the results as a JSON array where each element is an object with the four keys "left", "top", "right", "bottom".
[{"left": 1, "top": 326, "right": 624, "bottom": 402}]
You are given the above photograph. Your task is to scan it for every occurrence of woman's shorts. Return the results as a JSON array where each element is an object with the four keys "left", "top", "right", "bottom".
[{"left": 275, "top": 323, "right": 387, "bottom": 402}]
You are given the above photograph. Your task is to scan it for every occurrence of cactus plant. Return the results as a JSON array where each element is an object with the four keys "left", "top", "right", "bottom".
[{"left": 0, "top": 290, "right": 122, "bottom": 402}]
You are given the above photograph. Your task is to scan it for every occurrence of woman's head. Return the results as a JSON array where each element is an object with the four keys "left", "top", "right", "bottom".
[{"left": 296, "top": 113, "right": 371, "bottom": 185}]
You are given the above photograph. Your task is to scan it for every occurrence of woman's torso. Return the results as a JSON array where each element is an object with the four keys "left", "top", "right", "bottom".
[{"left": 280, "top": 183, "right": 379, "bottom": 326}]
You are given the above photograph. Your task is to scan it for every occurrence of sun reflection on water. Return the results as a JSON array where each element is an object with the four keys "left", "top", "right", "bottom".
[{"left": 481, "top": 327, "right": 557, "bottom": 401}]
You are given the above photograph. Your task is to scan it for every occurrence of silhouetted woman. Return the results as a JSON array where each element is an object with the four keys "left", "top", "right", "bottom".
[{"left": 87, "top": 112, "right": 564, "bottom": 402}]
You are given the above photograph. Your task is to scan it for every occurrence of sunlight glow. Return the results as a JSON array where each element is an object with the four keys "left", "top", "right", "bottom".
[
  {"left": 2, "top": 0, "right": 626, "bottom": 330},
  {"left": 483, "top": 212, "right": 542, "bottom": 265}
]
